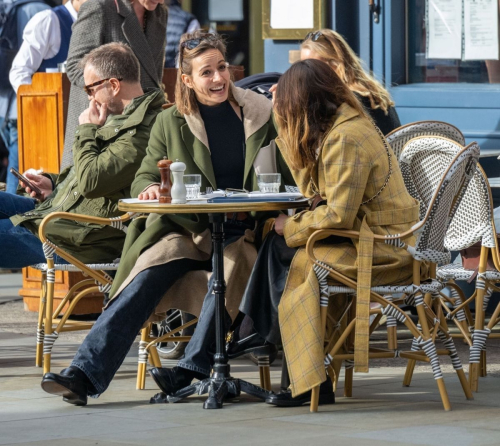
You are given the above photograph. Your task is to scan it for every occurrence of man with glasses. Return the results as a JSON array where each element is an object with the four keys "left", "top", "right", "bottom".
[{"left": 0, "top": 42, "right": 164, "bottom": 268}]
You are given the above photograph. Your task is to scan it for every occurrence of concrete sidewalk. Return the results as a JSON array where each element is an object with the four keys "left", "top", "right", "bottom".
[
  {"left": 1, "top": 294, "right": 500, "bottom": 445},
  {"left": 0, "top": 273, "right": 23, "bottom": 305}
]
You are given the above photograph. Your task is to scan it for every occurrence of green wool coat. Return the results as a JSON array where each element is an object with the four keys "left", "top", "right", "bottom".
[
  {"left": 10, "top": 89, "right": 165, "bottom": 263},
  {"left": 109, "top": 85, "right": 294, "bottom": 300}
]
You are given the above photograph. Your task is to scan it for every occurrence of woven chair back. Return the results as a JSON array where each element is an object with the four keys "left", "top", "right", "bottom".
[
  {"left": 386, "top": 121, "right": 465, "bottom": 162},
  {"left": 400, "top": 139, "right": 479, "bottom": 263},
  {"left": 444, "top": 164, "right": 498, "bottom": 251}
]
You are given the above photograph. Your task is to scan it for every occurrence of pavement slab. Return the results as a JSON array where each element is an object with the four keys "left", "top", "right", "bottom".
[{"left": 1, "top": 299, "right": 500, "bottom": 446}]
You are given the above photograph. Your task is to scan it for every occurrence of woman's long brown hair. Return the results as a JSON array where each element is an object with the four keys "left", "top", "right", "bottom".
[{"left": 274, "top": 59, "right": 366, "bottom": 170}]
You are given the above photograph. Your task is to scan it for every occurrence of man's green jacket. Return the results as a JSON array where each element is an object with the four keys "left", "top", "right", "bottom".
[{"left": 10, "top": 89, "right": 165, "bottom": 263}]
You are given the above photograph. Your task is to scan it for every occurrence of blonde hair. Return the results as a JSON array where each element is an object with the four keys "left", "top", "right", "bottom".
[
  {"left": 274, "top": 59, "right": 367, "bottom": 170},
  {"left": 301, "top": 29, "right": 394, "bottom": 114},
  {"left": 175, "top": 31, "right": 234, "bottom": 115}
]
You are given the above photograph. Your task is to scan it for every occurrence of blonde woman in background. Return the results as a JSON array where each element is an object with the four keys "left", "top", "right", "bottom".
[{"left": 301, "top": 29, "right": 401, "bottom": 135}]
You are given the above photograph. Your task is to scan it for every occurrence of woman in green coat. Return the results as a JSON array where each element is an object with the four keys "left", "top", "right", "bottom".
[{"left": 41, "top": 31, "right": 292, "bottom": 405}]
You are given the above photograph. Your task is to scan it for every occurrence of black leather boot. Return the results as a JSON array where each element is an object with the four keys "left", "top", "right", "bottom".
[
  {"left": 265, "top": 378, "right": 335, "bottom": 407},
  {"left": 149, "top": 366, "right": 207, "bottom": 395},
  {"left": 41, "top": 366, "right": 92, "bottom": 406}
]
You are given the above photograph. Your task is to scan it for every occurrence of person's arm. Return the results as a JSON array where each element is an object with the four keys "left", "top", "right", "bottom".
[
  {"left": 73, "top": 115, "right": 156, "bottom": 199},
  {"left": 9, "top": 10, "right": 60, "bottom": 92},
  {"left": 282, "top": 133, "right": 371, "bottom": 248},
  {"left": 131, "top": 115, "right": 171, "bottom": 197},
  {"left": 66, "top": 0, "right": 106, "bottom": 88}
]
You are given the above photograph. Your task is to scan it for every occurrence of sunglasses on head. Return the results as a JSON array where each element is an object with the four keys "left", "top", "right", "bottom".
[
  {"left": 304, "top": 31, "right": 323, "bottom": 42},
  {"left": 179, "top": 34, "right": 221, "bottom": 70},
  {"left": 83, "top": 77, "right": 122, "bottom": 95}
]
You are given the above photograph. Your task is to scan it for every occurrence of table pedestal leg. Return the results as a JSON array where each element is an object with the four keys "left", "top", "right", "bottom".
[{"left": 151, "top": 213, "right": 273, "bottom": 408}]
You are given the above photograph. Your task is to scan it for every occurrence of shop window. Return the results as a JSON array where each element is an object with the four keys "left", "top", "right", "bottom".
[{"left": 407, "top": 0, "right": 500, "bottom": 84}]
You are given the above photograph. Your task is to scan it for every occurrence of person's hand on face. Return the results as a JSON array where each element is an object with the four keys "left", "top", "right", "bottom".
[
  {"left": 23, "top": 172, "right": 53, "bottom": 201},
  {"left": 138, "top": 184, "right": 160, "bottom": 200},
  {"left": 274, "top": 213, "right": 289, "bottom": 236},
  {"left": 79, "top": 98, "right": 108, "bottom": 126}
]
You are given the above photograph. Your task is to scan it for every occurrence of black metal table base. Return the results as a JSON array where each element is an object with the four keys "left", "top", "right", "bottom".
[
  {"left": 150, "top": 376, "right": 273, "bottom": 407},
  {"left": 149, "top": 213, "right": 273, "bottom": 409}
]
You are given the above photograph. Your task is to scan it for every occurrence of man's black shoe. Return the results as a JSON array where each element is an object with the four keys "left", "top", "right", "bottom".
[
  {"left": 41, "top": 366, "right": 90, "bottom": 406},
  {"left": 149, "top": 366, "right": 207, "bottom": 395},
  {"left": 265, "top": 379, "right": 335, "bottom": 407},
  {"left": 226, "top": 332, "right": 277, "bottom": 359}
]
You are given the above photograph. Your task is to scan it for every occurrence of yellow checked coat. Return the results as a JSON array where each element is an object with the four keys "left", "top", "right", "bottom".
[{"left": 278, "top": 103, "right": 421, "bottom": 397}]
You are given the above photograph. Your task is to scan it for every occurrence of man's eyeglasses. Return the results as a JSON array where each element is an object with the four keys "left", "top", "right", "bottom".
[
  {"left": 83, "top": 78, "right": 122, "bottom": 95},
  {"left": 304, "top": 31, "right": 323, "bottom": 42}
]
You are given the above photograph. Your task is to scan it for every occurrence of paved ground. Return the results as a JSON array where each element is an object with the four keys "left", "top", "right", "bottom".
[{"left": 2, "top": 272, "right": 500, "bottom": 446}]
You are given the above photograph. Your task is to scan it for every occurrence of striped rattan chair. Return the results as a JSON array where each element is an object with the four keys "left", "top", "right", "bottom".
[
  {"left": 435, "top": 165, "right": 500, "bottom": 391},
  {"left": 386, "top": 121, "right": 465, "bottom": 163},
  {"left": 305, "top": 140, "right": 479, "bottom": 412}
]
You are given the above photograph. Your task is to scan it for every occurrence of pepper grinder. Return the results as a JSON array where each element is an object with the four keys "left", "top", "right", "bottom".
[
  {"left": 170, "top": 159, "right": 187, "bottom": 204},
  {"left": 157, "top": 157, "right": 173, "bottom": 203}
]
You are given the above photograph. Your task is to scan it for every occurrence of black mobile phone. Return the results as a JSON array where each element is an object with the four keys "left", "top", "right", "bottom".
[{"left": 9, "top": 168, "right": 43, "bottom": 196}]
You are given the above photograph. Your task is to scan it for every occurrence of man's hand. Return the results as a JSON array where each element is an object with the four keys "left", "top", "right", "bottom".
[
  {"left": 79, "top": 99, "right": 108, "bottom": 126},
  {"left": 138, "top": 184, "right": 160, "bottom": 200},
  {"left": 274, "top": 213, "right": 289, "bottom": 236},
  {"left": 23, "top": 172, "right": 53, "bottom": 201}
]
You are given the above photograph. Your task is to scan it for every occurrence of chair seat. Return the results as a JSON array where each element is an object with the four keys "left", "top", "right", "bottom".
[
  {"left": 326, "top": 279, "right": 444, "bottom": 296},
  {"left": 30, "top": 261, "right": 120, "bottom": 272},
  {"left": 437, "top": 263, "right": 500, "bottom": 281}
]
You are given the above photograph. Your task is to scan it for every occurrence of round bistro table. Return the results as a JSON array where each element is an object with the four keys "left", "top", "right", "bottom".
[{"left": 118, "top": 198, "right": 308, "bottom": 409}]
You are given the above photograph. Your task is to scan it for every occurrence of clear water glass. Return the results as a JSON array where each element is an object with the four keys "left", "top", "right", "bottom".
[
  {"left": 184, "top": 174, "right": 201, "bottom": 199},
  {"left": 257, "top": 173, "right": 281, "bottom": 193}
]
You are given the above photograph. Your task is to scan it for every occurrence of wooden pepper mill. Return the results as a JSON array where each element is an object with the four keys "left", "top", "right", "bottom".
[{"left": 157, "top": 157, "right": 173, "bottom": 203}]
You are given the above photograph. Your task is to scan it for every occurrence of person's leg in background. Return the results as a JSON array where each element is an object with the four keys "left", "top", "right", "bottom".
[
  {"left": 4, "top": 120, "right": 19, "bottom": 195},
  {"left": 0, "top": 190, "right": 36, "bottom": 218}
]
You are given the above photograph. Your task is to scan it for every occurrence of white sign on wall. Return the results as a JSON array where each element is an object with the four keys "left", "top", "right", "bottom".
[{"left": 270, "top": 0, "right": 314, "bottom": 29}]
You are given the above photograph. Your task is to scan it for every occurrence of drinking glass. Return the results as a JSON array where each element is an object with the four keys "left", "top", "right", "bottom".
[
  {"left": 184, "top": 174, "right": 202, "bottom": 199},
  {"left": 257, "top": 173, "right": 281, "bottom": 193}
]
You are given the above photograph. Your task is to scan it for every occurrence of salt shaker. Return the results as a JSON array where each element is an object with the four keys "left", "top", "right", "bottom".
[{"left": 170, "top": 159, "right": 187, "bottom": 204}]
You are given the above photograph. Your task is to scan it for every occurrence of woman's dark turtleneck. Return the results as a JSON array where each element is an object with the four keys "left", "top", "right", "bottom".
[{"left": 197, "top": 100, "right": 245, "bottom": 190}]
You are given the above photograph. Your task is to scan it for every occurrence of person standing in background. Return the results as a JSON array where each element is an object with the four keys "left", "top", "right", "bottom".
[
  {"left": 9, "top": 0, "right": 88, "bottom": 92},
  {"left": 61, "top": 0, "right": 167, "bottom": 170},
  {"left": 164, "top": 0, "right": 199, "bottom": 68},
  {"left": 0, "top": 0, "right": 50, "bottom": 194}
]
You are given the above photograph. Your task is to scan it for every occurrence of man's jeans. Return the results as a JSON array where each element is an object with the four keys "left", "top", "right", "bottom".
[
  {"left": 71, "top": 258, "right": 208, "bottom": 396},
  {"left": 0, "top": 192, "right": 67, "bottom": 267},
  {"left": 0, "top": 120, "right": 19, "bottom": 195},
  {"left": 70, "top": 222, "right": 249, "bottom": 396}
]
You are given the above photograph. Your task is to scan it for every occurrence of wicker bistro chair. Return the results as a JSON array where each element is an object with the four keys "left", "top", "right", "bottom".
[
  {"left": 436, "top": 165, "right": 500, "bottom": 392},
  {"left": 34, "top": 211, "right": 136, "bottom": 374},
  {"left": 304, "top": 142, "right": 479, "bottom": 413},
  {"left": 386, "top": 121, "right": 465, "bottom": 163}
]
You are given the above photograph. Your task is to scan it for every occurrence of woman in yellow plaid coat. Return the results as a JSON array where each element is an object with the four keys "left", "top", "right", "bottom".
[{"left": 256, "top": 59, "right": 421, "bottom": 406}]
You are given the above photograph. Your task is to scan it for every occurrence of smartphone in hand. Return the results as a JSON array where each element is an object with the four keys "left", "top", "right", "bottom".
[{"left": 9, "top": 168, "right": 43, "bottom": 196}]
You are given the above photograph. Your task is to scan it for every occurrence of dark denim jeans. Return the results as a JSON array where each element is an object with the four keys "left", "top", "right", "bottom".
[
  {"left": 0, "top": 119, "right": 19, "bottom": 195},
  {"left": 71, "top": 220, "right": 250, "bottom": 396},
  {"left": 0, "top": 192, "right": 67, "bottom": 267},
  {"left": 177, "top": 233, "right": 243, "bottom": 377},
  {"left": 71, "top": 258, "right": 208, "bottom": 396}
]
